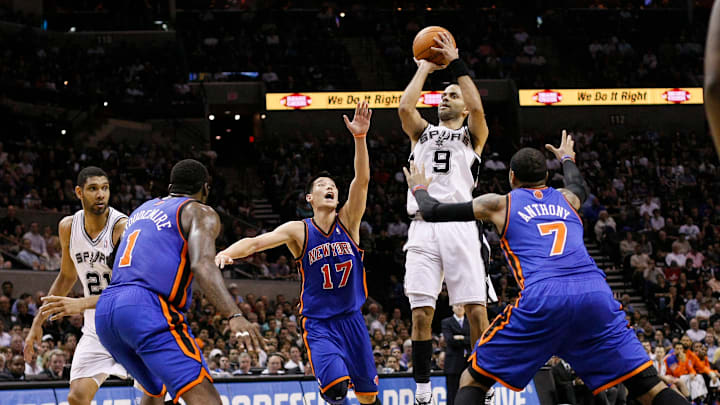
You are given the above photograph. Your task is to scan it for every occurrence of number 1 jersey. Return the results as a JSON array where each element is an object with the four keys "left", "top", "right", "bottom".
[
  {"left": 69, "top": 206, "right": 127, "bottom": 336},
  {"left": 108, "top": 197, "right": 195, "bottom": 312},
  {"left": 406, "top": 124, "right": 481, "bottom": 216},
  {"left": 297, "top": 218, "right": 367, "bottom": 319}
]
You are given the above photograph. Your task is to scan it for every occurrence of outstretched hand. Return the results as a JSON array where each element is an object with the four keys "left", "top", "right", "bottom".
[
  {"left": 343, "top": 101, "right": 372, "bottom": 137},
  {"left": 545, "top": 129, "right": 576, "bottom": 161},
  {"left": 403, "top": 162, "right": 433, "bottom": 190}
]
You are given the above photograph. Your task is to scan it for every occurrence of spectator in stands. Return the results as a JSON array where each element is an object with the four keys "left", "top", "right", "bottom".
[
  {"left": 262, "top": 354, "right": 285, "bottom": 375},
  {"left": 620, "top": 232, "right": 638, "bottom": 259},
  {"left": 687, "top": 245, "right": 705, "bottom": 269},
  {"left": 639, "top": 196, "right": 660, "bottom": 217},
  {"left": 233, "top": 353, "right": 253, "bottom": 375},
  {"left": 0, "top": 296, "right": 11, "bottom": 330},
  {"left": 653, "top": 346, "right": 689, "bottom": 397},
  {"left": 9, "top": 334, "right": 23, "bottom": 357},
  {"left": 0, "top": 354, "right": 26, "bottom": 380},
  {"left": 594, "top": 210, "right": 616, "bottom": 242},
  {"left": 17, "top": 238, "right": 43, "bottom": 270},
  {"left": 387, "top": 214, "right": 408, "bottom": 238},
  {"left": 13, "top": 300, "right": 32, "bottom": 328},
  {"left": 22, "top": 222, "right": 46, "bottom": 256},
  {"left": 24, "top": 350, "right": 42, "bottom": 377},
  {"left": 667, "top": 244, "right": 688, "bottom": 268},
  {"left": 651, "top": 209, "right": 666, "bottom": 232},
  {"left": 687, "top": 292, "right": 702, "bottom": 320},
  {"left": 38, "top": 350, "right": 66, "bottom": 380},
  {"left": 43, "top": 236, "right": 61, "bottom": 271},
  {"left": 284, "top": 346, "right": 305, "bottom": 374},
  {"left": 0, "top": 206, "right": 21, "bottom": 236},
  {"left": 652, "top": 330, "right": 671, "bottom": 350},
  {"left": 688, "top": 319, "right": 708, "bottom": 342},
  {"left": 679, "top": 217, "right": 701, "bottom": 241}
]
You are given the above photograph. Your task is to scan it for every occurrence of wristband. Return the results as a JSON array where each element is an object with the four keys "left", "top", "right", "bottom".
[
  {"left": 447, "top": 59, "right": 470, "bottom": 79},
  {"left": 411, "top": 185, "right": 427, "bottom": 195},
  {"left": 561, "top": 155, "right": 575, "bottom": 163},
  {"left": 353, "top": 132, "right": 366, "bottom": 139},
  {"left": 228, "top": 313, "right": 245, "bottom": 321}
]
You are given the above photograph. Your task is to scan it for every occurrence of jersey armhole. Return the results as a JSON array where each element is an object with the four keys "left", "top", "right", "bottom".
[
  {"left": 337, "top": 219, "right": 363, "bottom": 253},
  {"left": 293, "top": 220, "right": 308, "bottom": 261},
  {"left": 176, "top": 198, "right": 197, "bottom": 241},
  {"left": 499, "top": 194, "right": 510, "bottom": 238},
  {"left": 108, "top": 213, "right": 127, "bottom": 250}
]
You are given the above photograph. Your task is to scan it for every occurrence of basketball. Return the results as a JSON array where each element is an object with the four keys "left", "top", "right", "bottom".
[{"left": 412, "top": 26, "right": 456, "bottom": 66}]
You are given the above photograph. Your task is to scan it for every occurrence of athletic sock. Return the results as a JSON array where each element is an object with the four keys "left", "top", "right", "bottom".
[
  {"left": 455, "top": 386, "right": 487, "bottom": 405},
  {"left": 412, "top": 340, "right": 432, "bottom": 384},
  {"left": 651, "top": 387, "right": 690, "bottom": 405}
]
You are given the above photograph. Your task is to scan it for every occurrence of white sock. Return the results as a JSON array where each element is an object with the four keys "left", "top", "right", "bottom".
[{"left": 416, "top": 382, "right": 432, "bottom": 397}]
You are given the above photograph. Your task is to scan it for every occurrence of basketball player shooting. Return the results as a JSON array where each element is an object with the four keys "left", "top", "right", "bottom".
[
  {"left": 404, "top": 131, "right": 690, "bottom": 405},
  {"left": 215, "top": 102, "right": 382, "bottom": 405},
  {"left": 398, "top": 31, "right": 492, "bottom": 405}
]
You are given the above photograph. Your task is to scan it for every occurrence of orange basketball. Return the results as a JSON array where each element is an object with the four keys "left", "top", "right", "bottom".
[{"left": 412, "top": 26, "right": 456, "bottom": 66}]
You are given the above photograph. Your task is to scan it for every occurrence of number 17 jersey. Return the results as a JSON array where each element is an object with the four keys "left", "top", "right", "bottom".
[
  {"left": 296, "top": 218, "right": 366, "bottom": 319},
  {"left": 407, "top": 124, "right": 481, "bottom": 216}
]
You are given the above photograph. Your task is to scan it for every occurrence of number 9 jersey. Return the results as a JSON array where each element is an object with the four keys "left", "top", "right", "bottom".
[
  {"left": 406, "top": 124, "right": 480, "bottom": 216},
  {"left": 69, "top": 206, "right": 127, "bottom": 336}
]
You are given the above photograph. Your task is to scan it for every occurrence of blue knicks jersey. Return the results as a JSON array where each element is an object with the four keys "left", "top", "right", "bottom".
[
  {"left": 108, "top": 197, "right": 195, "bottom": 311},
  {"left": 502, "top": 187, "right": 604, "bottom": 289},
  {"left": 297, "top": 218, "right": 366, "bottom": 318}
]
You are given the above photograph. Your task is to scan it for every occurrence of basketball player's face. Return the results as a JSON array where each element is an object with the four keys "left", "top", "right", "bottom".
[
  {"left": 438, "top": 84, "right": 467, "bottom": 121},
  {"left": 307, "top": 177, "right": 338, "bottom": 209},
  {"left": 77, "top": 176, "right": 110, "bottom": 216}
]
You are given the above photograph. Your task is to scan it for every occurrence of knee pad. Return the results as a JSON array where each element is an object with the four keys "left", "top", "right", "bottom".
[
  {"left": 321, "top": 380, "right": 349, "bottom": 405},
  {"left": 624, "top": 366, "right": 661, "bottom": 400}
]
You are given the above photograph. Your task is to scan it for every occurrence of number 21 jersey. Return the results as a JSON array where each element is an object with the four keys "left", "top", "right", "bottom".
[
  {"left": 296, "top": 218, "right": 366, "bottom": 319},
  {"left": 69, "top": 206, "right": 127, "bottom": 336},
  {"left": 406, "top": 124, "right": 481, "bottom": 216}
]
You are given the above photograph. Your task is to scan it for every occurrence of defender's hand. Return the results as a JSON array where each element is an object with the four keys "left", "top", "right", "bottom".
[
  {"left": 430, "top": 32, "right": 459, "bottom": 64},
  {"left": 230, "top": 315, "right": 266, "bottom": 353},
  {"left": 40, "top": 296, "right": 88, "bottom": 320},
  {"left": 215, "top": 253, "right": 233, "bottom": 269},
  {"left": 545, "top": 129, "right": 576, "bottom": 161},
  {"left": 403, "top": 162, "right": 433, "bottom": 190},
  {"left": 23, "top": 325, "right": 42, "bottom": 363},
  {"left": 343, "top": 101, "right": 372, "bottom": 137}
]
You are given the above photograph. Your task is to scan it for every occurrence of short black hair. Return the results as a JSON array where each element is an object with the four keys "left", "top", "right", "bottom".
[
  {"left": 509, "top": 148, "right": 547, "bottom": 184},
  {"left": 77, "top": 167, "right": 108, "bottom": 187},
  {"left": 305, "top": 171, "right": 334, "bottom": 195},
  {"left": 169, "top": 159, "right": 209, "bottom": 195}
]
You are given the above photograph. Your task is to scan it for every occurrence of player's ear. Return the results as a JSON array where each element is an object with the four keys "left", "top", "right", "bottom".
[
  {"left": 305, "top": 193, "right": 312, "bottom": 204},
  {"left": 74, "top": 185, "right": 82, "bottom": 200},
  {"left": 167, "top": 183, "right": 173, "bottom": 193}
]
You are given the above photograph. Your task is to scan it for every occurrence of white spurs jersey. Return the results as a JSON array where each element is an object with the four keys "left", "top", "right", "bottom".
[
  {"left": 68, "top": 207, "right": 127, "bottom": 336},
  {"left": 407, "top": 124, "right": 481, "bottom": 216}
]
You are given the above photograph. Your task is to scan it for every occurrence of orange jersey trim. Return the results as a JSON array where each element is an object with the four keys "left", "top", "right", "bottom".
[
  {"left": 501, "top": 194, "right": 512, "bottom": 239},
  {"left": 477, "top": 294, "right": 521, "bottom": 347},
  {"left": 298, "top": 261, "right": 306, "bottom": 314},
  {"left": 137, "top": 382, "right": 167, "bottom": 398},
  {"left": 302, "top": 317, "right": 315, "bottom": 374},
  {"left": 159, "top": 296, "right": 202, "bottom": 363},
  {"left": 320, "top": 376, "right": 351, "bottom": 393},
  {"left": 168, "top": 199, "right": 193, "bottom": 305},
  {"left": 354, "top": 392, "right": 379, "bottom": 396},
  {"left": 173, "top": 367, "right": 213, "bottom": 403},
  {"left": 500, "top": 238, "right": 525, "bottom": 290},
  {"left": 592, "top": 360, "right": 653, "bottom": 395},
  {"left": 470, "top": 359, "right": 524, "bottom": 392}
]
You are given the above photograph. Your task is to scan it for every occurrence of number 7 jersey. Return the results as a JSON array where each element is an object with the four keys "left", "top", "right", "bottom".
[
  {"left": 407, "top": 124, "right": 481, "bottom": 216},
  {"left": 69, "top": 206, "right": 127, "bottom": 336},
  {"left": 502, "top": 187, "right": 604, "bottom": 289},
  {"left": 296, "top": 218, "right": 367, "bottom": 319}
]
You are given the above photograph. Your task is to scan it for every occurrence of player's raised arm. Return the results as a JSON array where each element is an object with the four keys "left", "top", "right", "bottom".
[
  {"left": 398, "top": 59, "right": 439, "bottom": 141},
  {"left": 339, "top": 101, "right": 371, "bottom": 239},
  {"left": 403, "top": 163, "right": 506, "bottom": 227},
  {"left": 705, "top": 0, "right": 720, "bottom": 158},
  {"left": 24, "top": 216, "right": 77, "bottom": 362},
  {"left": 431, "top": 32, "right": 489, "bottom": 154},
  {"left": 545, "top": 130, "right": 587, "bottom": 210}
]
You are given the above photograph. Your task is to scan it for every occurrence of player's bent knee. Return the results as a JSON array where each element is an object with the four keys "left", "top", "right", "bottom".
[
  {"left": 68, "top": 390, "right": 92, "bottom": 405},
  {"left": 321, "top": 380, "right": 349, "bottom": 405},
  {"left": 624, "top": 367, "right": 663, "bottom": 400}
]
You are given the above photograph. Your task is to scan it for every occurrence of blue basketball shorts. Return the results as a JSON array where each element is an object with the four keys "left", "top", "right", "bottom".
[
  {"left": 302, "top": 311, "right": 379, "bottom": 398},
  {"left": 470, "top": 276, "right": 652, "bottom": 395},
  {"left": 96, "top": 286, "right": 211, "bottom": 403}
]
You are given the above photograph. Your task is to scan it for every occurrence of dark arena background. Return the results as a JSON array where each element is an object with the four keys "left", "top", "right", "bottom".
[{"left": 1, "top": 1, "right": 720, "bottom": 405}]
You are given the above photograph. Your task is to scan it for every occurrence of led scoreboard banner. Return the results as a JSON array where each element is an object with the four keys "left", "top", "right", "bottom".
[
  {"left": 518, "top": 88, "right": 703, "bottom": 106},
  {"left": 266, "top": 88, "right": 703, "bottom": 111}
]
